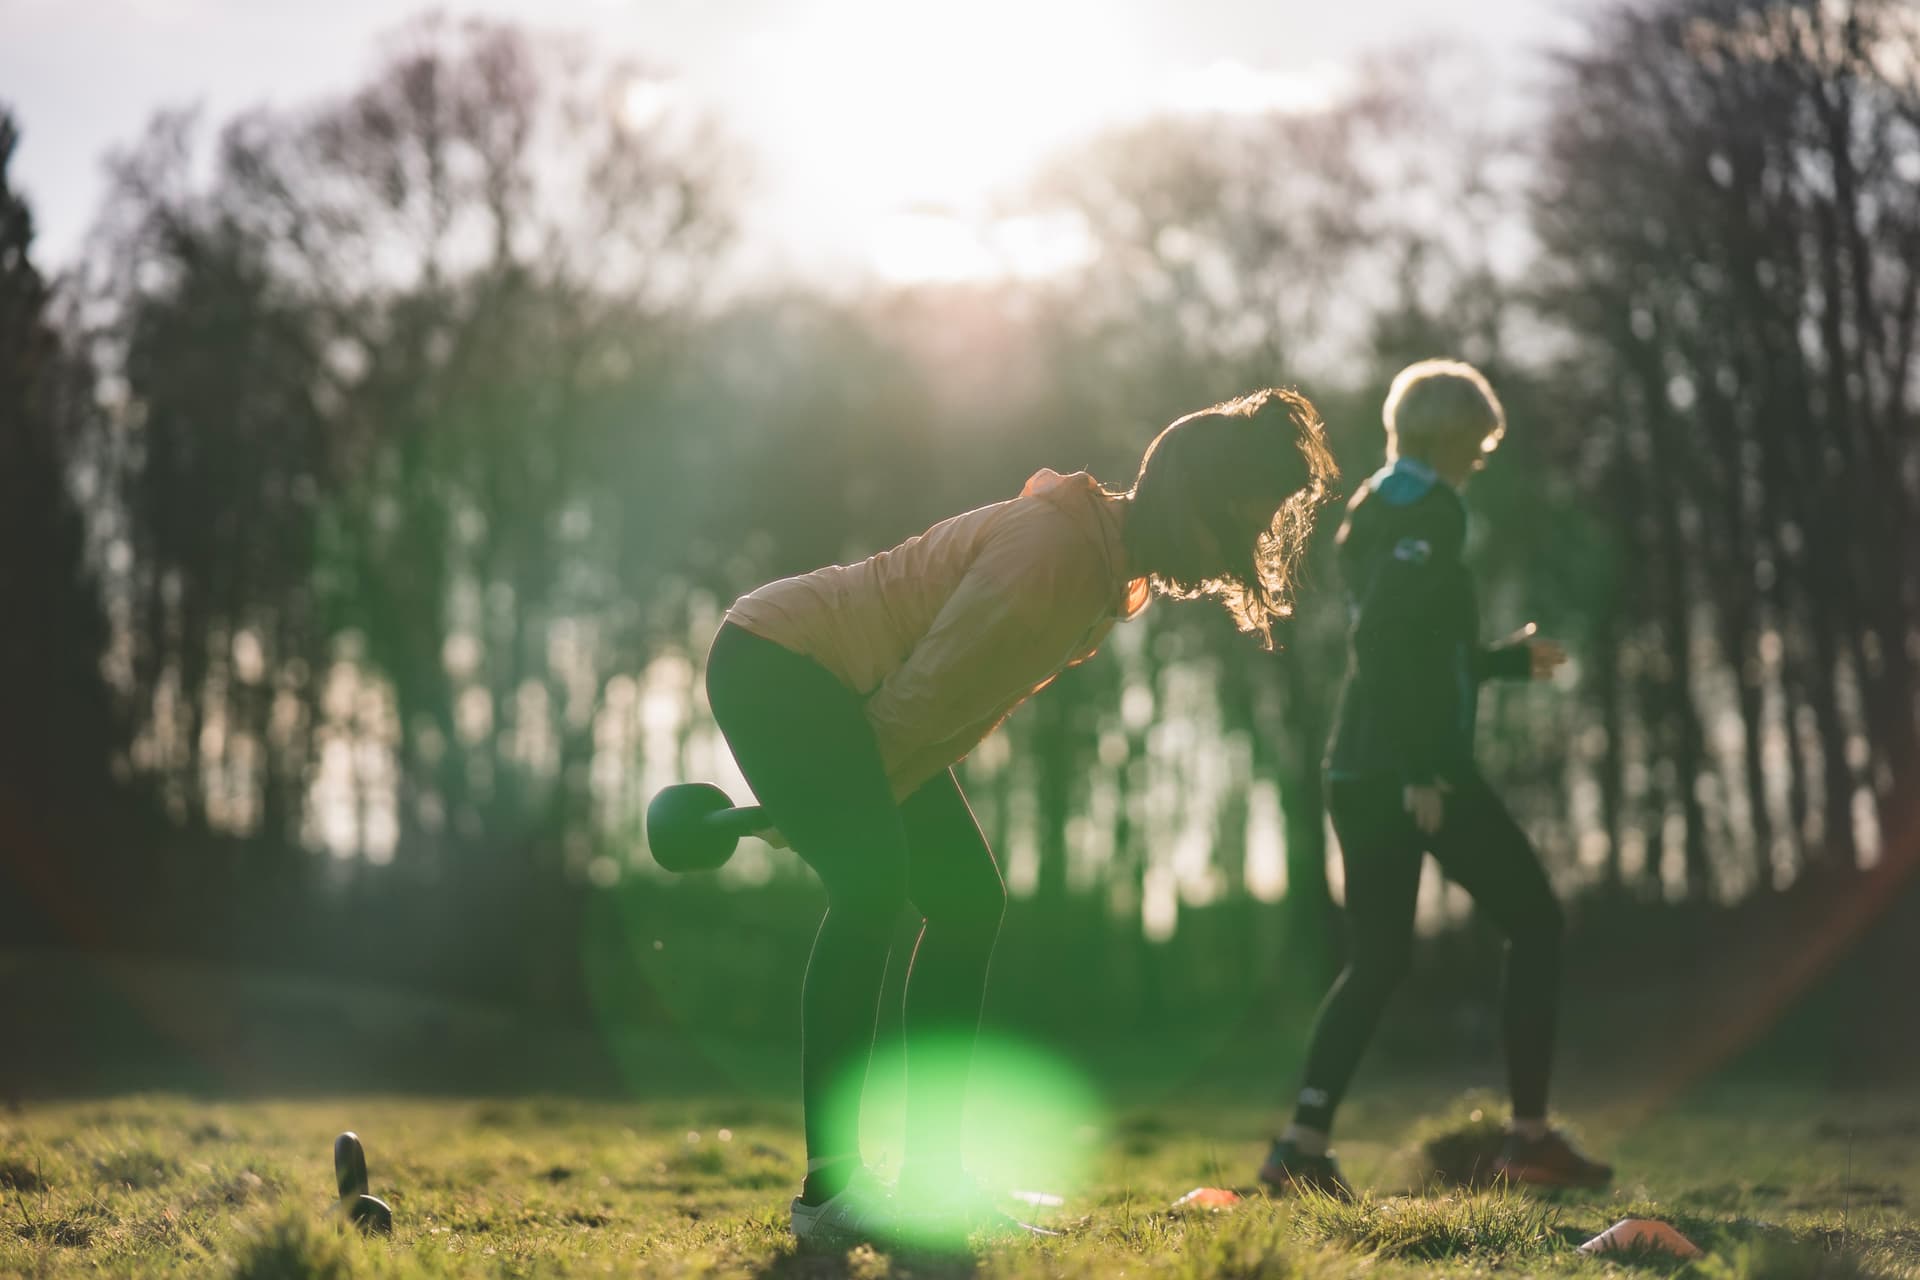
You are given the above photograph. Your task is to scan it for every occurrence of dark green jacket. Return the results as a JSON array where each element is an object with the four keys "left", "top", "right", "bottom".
[{"left": 1323, "top": 458, "right": 1529, "bottom": 782}]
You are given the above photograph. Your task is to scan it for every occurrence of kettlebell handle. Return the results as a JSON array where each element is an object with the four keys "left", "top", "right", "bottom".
[{"left": 708, "top": 803, "right": 768, "bottom": 836}]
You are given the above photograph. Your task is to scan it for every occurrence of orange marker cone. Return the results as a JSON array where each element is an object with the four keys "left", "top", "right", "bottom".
[
  {"left": 1578, "top": 1218, "right": 1702, "bottom": 1259},
  {"left": 1172, "top": 1187, "right": 1242, "bottom": 1211}
]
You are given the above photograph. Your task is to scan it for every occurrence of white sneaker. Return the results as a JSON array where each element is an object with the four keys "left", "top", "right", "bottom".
[{"left": 789, "top": 1168, "right": 896, "bottom": 1251}]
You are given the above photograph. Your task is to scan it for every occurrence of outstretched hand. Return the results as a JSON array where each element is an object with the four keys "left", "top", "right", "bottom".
[
  {"left": 1508, "top": 622, "right": 1568, "bottom": 680},
  {"left": 1527, "top": 637, "right": 1569, "bottom": 680}
]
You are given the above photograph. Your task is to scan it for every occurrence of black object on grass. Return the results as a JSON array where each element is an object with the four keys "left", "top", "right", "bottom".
[
  {"left": 646, "top": 783, "right": 768, "bottom": 872},
  {"left": 333, "top": 1131, "right": 394, "bottom": 1236}
]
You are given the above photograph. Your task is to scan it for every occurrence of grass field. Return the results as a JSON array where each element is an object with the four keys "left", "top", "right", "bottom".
[{"left": 2, "top": 1083, "right": 1916, "bottom": 1279}]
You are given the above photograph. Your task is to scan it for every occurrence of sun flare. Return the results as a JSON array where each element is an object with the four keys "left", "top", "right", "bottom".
[
  {"left": 734, "top": 6, "right": 1357, "bottom": 283},
  {"left": 736, "top": 0, "right": 1140, "bottom": 282}
]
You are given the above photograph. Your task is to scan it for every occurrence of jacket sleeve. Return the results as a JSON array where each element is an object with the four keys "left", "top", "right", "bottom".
[
  {"left": 1346, "top": 497, "right": 1469, "bottom": 781},
  {"left": 865, "top": 504, "right": 1109, "bottom": 802}
]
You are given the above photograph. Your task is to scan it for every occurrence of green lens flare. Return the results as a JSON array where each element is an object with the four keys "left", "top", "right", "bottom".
[
  {"left": 584, "top": 881, "right": 1107, "bottom": 1228},
  {"left": 842, "top": 1031, "right": 1104, "bottom": 1191}
]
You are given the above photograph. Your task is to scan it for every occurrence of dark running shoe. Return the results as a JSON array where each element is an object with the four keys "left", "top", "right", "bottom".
[
  {"left": 1257, "top": 1139, "right": 1355, "bottom": 1200},
  {"left": 1493, "top": 1129, "right": 1612, "bottom": 1189}
]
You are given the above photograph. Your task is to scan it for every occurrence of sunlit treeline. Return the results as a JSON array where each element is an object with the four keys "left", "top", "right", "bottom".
[
  {"left": 1535, "top": 0, "right": 1920, "bottom": 900},
  {"left": 4, "top": 0, "right": 1917, "bottom": 955}
]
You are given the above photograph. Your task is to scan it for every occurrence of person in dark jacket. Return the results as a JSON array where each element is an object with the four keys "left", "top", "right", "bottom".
[{"left": 1258, "top": 359, "right": 1612, "bottom": 1197}]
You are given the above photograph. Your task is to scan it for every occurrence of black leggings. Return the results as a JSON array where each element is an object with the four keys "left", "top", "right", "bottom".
[
  {"left": 704, "top": 622, "right": 1006, "bottom": 1186},
  {"left": 1293, "top": 772, "right": 1564, "bottom": 1134}
]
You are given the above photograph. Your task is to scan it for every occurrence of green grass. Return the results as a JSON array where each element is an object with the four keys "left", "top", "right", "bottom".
[{"left": 1, "top": 1088, "right": 1916, "bottom": 1278}]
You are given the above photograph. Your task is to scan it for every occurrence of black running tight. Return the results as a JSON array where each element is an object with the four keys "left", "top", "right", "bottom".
[
  {"left": 1293, "top": 772, "right": 1564, "bottom": 1134},
  {"left": 704, "top": 622, "right": 1006, "bottom": 1197}
]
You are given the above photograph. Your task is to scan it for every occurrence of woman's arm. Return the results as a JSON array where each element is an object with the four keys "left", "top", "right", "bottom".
[{"left": 1474, "top": 624, "right": 1567, "bottom": 682}]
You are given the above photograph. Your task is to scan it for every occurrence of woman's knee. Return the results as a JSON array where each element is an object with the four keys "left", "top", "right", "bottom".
[
  {"left": 969, "top": 875, "right": 1009, "bottom": 934},
  {"left": 924, "top": 871, "right": 1006, "bottom": 940},
  {"left": 1509, "top": 896, "right": 1565, "bottom": 959},
  {"left": 825, "top": 864, "right": 910, "bottom": 934},
  {"left": 1347, "top": 940, "right": 1413, "bottom": 994}
]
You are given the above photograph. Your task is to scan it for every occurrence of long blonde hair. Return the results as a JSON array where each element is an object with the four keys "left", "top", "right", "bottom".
[{"left": 1122, "top": 387, "right": 1337, "bottom": 648}]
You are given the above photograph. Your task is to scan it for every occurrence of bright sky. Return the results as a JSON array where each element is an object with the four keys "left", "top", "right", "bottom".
[{"left": 1, "top": 0, "right": 1583, "bottom": 284}]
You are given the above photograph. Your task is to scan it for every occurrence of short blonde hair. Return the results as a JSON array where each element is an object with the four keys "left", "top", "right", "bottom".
[{"left": 1383, "top": 359, "right": 1506, "bottom": 462}]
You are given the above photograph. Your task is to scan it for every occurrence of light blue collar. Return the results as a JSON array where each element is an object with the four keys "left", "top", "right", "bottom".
[{"left": 1369, "top": 456, "right": 1443, "bottom": 506}]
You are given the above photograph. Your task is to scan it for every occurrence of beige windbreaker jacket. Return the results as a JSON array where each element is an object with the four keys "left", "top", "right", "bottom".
[{"left": 723, "top": 469, "right": 1151, "bottom": 801}]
